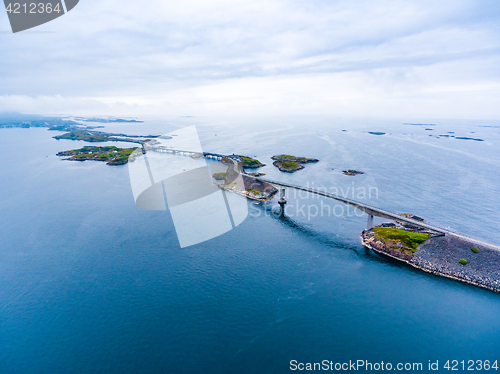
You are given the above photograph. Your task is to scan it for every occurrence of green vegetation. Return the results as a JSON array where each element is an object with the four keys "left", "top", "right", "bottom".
[
  {"left": 276, "top": 154, "right": 295, "bottom": 160},
  {"left": 459, "top": 258, "right": 468, "bottom": 265},
  {"left": 471, "top": 247, "right": 479, "bottom": 253},
  {"left": 57, "top": 146, "right": 135, "bottom": 165},
  {"left": 212, "top": 172, "right": 229, "bottom": 180},
  {"left": 279, "top": 160, "right": 299, "bottom": 169},
  {"left": 275, "top": 154, "right": 309, "bottom": 162},
  {"left": 372, "top": 227, "right": 431, "bottom": 252},
  {"left": 54, "top": 131, "right": 109, "bottom": 142},
  {"left": 271, "top": 154, "right": 319, "bottom": 163},
  {"left": 235, "top": 155, "right": 264, "bottom": 168},
  {"left": 0, "top": 118, "right": 80, "bottom": 130},
  {"left": 272, "top": 160, "right": 305, "bottom": 172},
  {"left": 247, "top": 189, "right": 262, "bottom": 195}
]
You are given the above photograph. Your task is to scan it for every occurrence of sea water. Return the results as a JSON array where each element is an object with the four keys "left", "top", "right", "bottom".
[{"left": 1, "top": 116, "right": 499, "bottom": 373}]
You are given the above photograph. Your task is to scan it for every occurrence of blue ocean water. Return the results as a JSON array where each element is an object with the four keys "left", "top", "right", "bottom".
[{"left": 1, "top": 117, "right": 500, "bottom": 373}]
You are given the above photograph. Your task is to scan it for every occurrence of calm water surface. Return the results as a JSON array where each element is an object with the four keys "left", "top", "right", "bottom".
[{"left": 1, "top": 117, "right": 499, "bottom": 373}]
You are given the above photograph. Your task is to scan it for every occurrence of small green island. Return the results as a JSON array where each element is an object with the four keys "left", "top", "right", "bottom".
[
  {"left": 271, "top": 154, "right": 319, "bottom": 173},
  {"left": 57, "top": 146, "right": 136, "bottom": 165},
  {"left": 234, "top": 155, "right": 265, "bottom": 168}
]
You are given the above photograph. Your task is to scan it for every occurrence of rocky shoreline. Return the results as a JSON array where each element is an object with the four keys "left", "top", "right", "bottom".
[
  {"left": 362, "top": 229, "right": 500, "bottom": 293},
  {"left": 214, "top": 157, "right": 278, "bottom": 201},
  {"left": 272, "top": 160, "right": 305, "bottom": 172},
  {"left": 342, "top": 169, "right": 364, "bottom": 176},
  {"left": 56, "top": 146, "right": 135, "bottom": 165},
  {"left": 271, "top": 154, "right": 319, "bottom": 173}
]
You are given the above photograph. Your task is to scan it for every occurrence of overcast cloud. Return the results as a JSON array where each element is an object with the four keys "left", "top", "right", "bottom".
[{"left": 1, "top": 0, "right": 499, "bottom": 118}]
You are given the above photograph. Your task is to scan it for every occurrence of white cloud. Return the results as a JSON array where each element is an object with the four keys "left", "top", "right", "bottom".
[{"left": 0, "top": 0, "right": 499, "bottom": 118}]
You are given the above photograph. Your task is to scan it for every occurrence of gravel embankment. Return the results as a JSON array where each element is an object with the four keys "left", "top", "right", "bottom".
[
  {"left": 411, "top": 235, "right": 500, "bottom": 292},
  {"left": 361, "top": 230, "right": 500, "bottom": 293}
]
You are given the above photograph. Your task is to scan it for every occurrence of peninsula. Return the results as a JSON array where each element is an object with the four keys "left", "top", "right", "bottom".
[
  {"left": 74, "top": 117, "right": 144, "bottom": 123},
  {"left": 0, "top": 113, "right": 155, "bottom": 145},
  {"left": 54, "top": 131, "right": 109, "bottom": 142},
  {"left": 0, "top": 113, "right": 144, "bottom": 129},
  {"left": 362, "top": 222, "right": 500, "bottom": 293},
  {"left": 53, "top": 128, "right": 158, "bottom": 144},
  {"left": 213, "top": 156, "right": 277, "bottom": 201}
]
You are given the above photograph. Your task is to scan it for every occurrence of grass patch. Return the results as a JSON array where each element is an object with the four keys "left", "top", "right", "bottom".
[
  {"left": 471, "top": 247, "right": 479, "bottom": 253},
  {"left": 372, "top": 227, "right": 431, "bottom": 252},
  {"left": 212, "top": 172, "right": 229, "bottom": 180},
  {"left": 272, "top": 154, "right": 318, "bottom": 163},
  {"left": 247, "top": 189, "right": 262, "bottom": 195},
  {"left": 234, "top": 155, "right": 263, "bottom": 167},
  {"left": 459, "top": 258, "right": 468, "bottom": 265},
  {"left": 275, "top": 154, "right": 307, "bottom": 162},
  {"left": 279, "top": 160, "right": 299, "bottom": 168}
]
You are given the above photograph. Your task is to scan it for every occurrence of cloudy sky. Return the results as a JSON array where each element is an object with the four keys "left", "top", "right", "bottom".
[{"left": 1, "top": 0, "right": 499, "bottom": 118}]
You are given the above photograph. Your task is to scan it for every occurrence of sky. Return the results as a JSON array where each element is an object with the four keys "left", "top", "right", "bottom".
[{"left": 0, "top": 0, "right": 499, "bottom": 119}]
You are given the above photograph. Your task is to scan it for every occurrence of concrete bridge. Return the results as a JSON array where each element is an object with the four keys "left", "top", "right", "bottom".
[
  {"left": 204, "top": 152, "right": 225, "bottom": 160},
  {"left": 147, "top": 147, "right": 500, "bottom": 251},
  {"left": 150, "top": 147, "right": 203, "bottom": 157},
  {"left": 254, "top": 177, "right": 500, "bottom": 251},
  {"left": 150, "top": 148, "right": 241, "bottom": 162},
  {"left": 204, "top": 152, "right": 243, "bottom": 162}
]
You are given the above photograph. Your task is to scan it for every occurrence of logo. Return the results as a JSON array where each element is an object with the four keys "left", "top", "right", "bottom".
[
  {"left": 128, "top": 126, "right": 249, "bottom": 248},
  {"left": 4, "top": 0, "right": 79, "bottom": 33}
]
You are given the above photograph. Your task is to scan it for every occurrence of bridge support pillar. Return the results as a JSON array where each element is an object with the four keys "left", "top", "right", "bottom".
[
  {"left": 278, "top": 188, "right": 286, "bottom": 216},
  {"left": 367, "top": 214, "right": 374, "bottom": 230}
]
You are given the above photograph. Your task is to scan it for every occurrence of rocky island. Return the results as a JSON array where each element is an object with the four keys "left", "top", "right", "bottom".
[
  {"left": 342, "top": 170, "right": 364, "bottom": 176},
  {"left": 234, "top": 155, "right": 266, "bottom": 168},
  {"left": 57, "top": 146, "right": 136, "bottom": 165},
  {"left": 271, "top": 154, "right": 319, "bottom": 173}
]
